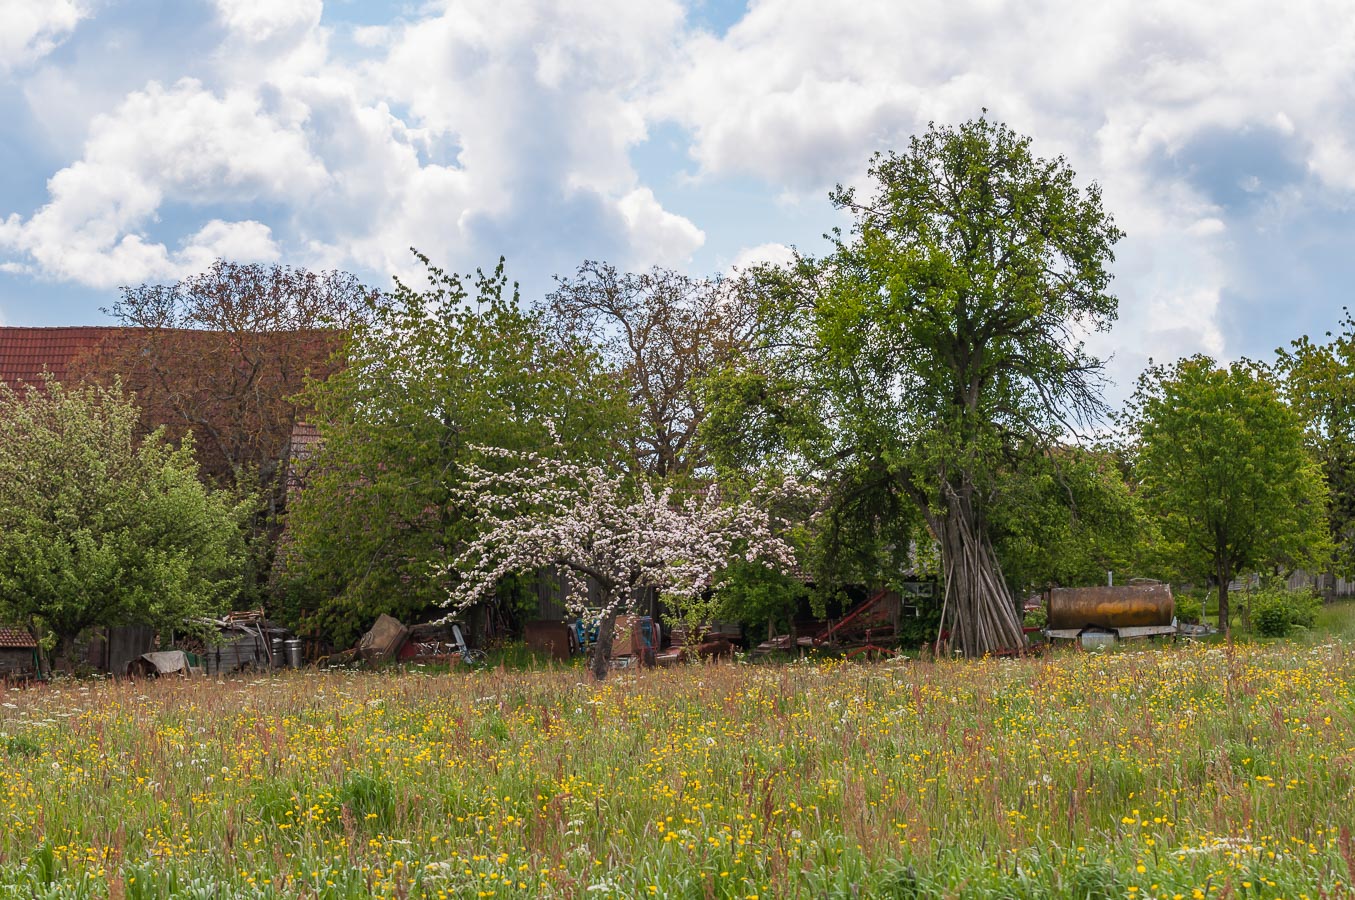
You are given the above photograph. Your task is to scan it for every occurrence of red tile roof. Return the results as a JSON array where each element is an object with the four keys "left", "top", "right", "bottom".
[
  {"left": 289, "top": 421, "right": 322, "bottom": 452},
  {"left": 0, "top": 627, "right": 38, "bottom": 649},
  {"left": 0, "top": 326, "right": 135, "bottom": 392}
]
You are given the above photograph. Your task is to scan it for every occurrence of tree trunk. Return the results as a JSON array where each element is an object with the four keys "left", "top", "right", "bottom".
[
  {"left": 590, "top": 603, "right": 620, "bottom": 681},
  {"left": 937, "top": 483, "right": 1025, "bottom": 657},
  {"left": 54, "top": 632, "right": 79, "bottom": 674},
  {"left": 1217, "top": 561, "right": 1231, "bottom": 639},
  {"left": 28, "top": 621, "right": 51, "bottom": 679}
]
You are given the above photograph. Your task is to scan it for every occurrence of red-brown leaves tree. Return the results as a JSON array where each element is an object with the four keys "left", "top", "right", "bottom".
[{"left": 80, "top": 260, "right": 377, "bottom": 599}]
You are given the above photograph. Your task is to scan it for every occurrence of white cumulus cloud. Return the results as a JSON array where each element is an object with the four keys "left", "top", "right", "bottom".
[
  {"left": 0, "top": 0, "right": 706, "bottom": 297},
  {"left": 0, "top": 77, "right": 328, "bottom": 287},
  {"left": 729, "top": 242, "right": 795, "bottom": 273},
  {"left": 2, "top": 0, "right": 1353, "bottom": 383},
  {"left": 617, "top": 187, "right": 705, "bottom": 266},
  {"left": 176, "top": 219, "right": 280, "bottom": 273},
  {"left": 0, "top": 0, "right": 87, "bottom": 75},
  {"left": 212, "top": 0, "right": 323, "bottom": 44}
]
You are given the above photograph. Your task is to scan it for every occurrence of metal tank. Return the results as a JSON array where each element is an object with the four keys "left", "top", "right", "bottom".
[{"left": 1046, "top": 583, "right": 1174, "bottom": 631}]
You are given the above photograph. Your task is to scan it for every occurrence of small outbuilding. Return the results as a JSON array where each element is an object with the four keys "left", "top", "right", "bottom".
[
  {"left": 0, "top": 627, "right": 39, "bottom": 680},
  {"left": 126, "top": 650, "right": 194, "bottom": 678}
]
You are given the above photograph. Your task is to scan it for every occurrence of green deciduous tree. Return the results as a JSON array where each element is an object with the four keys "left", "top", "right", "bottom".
[
  {"left": 0, "top": 379, "right": 247, "bottom": 669},
  {"left": 281, "top": 255, "right": 631, "bottom": 646},
  {"left": 1125, "top": 356, "right": 1330, "bottom": 636},
  {"left": 988, "top": 446, "right": 1154, "bottom": 598},
  {"left": 709, "top": 118, "right": 1123, "bottom": 655},
  {"left": 1275, "top": 308, "right": 1355, "bottom": 584}
]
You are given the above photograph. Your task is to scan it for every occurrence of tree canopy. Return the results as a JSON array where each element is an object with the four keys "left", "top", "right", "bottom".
[
  {"left": 0, "top": 379, "right": 246, "bottom": 668},
  {"left": 100, "top": 260, "right": 374, "bottom": 491},
  {"left": 546, "top": 262, "right": 758, "bottom": 481},
  {"left": 1126, "top": 355, "right": 1330, "bottom": 635},
  {"left": 710, "top": 117, "right": 1123, "bottom": 655}
]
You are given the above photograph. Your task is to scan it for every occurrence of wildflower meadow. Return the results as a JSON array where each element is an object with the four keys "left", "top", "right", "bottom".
[{"left": 1, "top": 640, "right": 1353, "bottom": 899}]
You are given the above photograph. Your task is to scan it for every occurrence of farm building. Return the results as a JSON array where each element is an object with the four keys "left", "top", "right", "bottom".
[
  {"left": 0, "top": 627, "right": 39, "bottom": 680},
  {"left": 84, "top": 626, "right": 157, "bottom": 676},
  {"left": 177, "top": 611, "right": 288, "bottom": 676},
  {"left": 0, "top": 325, "right": 339, "bottom": 488}
]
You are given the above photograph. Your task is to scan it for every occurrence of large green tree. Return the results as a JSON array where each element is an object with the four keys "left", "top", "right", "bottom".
[
  {"left": 1126, "top": 356, "right": 1330, "bottom": 635},
  {"left": 709, "top": 118, "right": 1123, "bottom": 655},
  {"left": 0, "top": 379, "right": 246, "bottom": 669},
  {"left": 281, "top": 255, "right": 631, "bottom": 646},
  {"left": 1275, "top": 308, "right": 1355, "bottom": 585}
]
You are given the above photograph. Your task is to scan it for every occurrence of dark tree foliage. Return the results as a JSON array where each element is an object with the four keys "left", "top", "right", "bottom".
[{"left": 987, "top": 446, "right": 1150, "bottom": 598}]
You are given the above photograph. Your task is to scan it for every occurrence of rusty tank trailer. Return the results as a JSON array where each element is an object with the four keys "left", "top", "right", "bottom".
[{"left": 1044, "top": 583, "right": 1177, "bottom": 646}]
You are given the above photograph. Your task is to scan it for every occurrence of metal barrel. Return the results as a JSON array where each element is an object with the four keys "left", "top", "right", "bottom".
[
  {"left": 270, "top": 637, "right": 285, "bottom": 667},
  {"left": 1047, "top": 584, "right": 1174, "bottom": 630},
  {"left": 285, "top": 638, "right": 303, "bottom": 669}
]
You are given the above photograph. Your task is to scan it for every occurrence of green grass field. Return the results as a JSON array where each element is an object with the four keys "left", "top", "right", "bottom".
[{"left": 1, "top": 636, "right": 1353, "bottom": 898}]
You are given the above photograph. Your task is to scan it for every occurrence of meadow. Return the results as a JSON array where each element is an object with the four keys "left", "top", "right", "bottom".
[{"left": 0, "top": 636, "right": 1353, "bottom": 899}]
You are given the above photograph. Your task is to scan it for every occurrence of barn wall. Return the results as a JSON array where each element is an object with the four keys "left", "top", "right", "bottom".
[{"left": 0, "top": 648, "right": 35, "bottom": 675}]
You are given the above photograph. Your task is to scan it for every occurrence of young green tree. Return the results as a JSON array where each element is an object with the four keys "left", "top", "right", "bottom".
[
  {"left": 1126, "top": 356, "right": 1330, "bottom": 635},
  {"left": 0, "top": 379, "right": 246, "bottom": 670},
  {"left": 988, "top": 446, "right": 1154, "bottom": 598},
  {"left": 708, "top": 118, "right": 1123, "bottom": 656},
  {"left": 1275, "top": 308, "right": 1355, "bottom": 585},
  {"left": 281, "top": 255, "right": 632, "bottom": 646}
]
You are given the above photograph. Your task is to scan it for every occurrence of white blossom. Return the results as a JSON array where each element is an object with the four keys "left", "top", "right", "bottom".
[{"left": 438, "top": 446, "right": 803, "bottom": 632}]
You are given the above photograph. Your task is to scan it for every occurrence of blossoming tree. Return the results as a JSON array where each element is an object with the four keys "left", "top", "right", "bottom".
[{"left": 442, "top": 447, "right": 799, "bottom": 679}]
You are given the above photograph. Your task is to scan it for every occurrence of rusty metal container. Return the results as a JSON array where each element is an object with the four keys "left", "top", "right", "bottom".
[{"left": 1047, "top": 584, "right": 1174, "bottom": 630}]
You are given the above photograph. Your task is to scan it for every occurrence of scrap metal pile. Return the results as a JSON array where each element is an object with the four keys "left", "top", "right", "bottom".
[{"left": 319, "top": 615, "right": 483, "bottom": 668}]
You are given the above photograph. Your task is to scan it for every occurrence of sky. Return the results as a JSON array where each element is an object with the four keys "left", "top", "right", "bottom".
[{"left": 1, "top": 0, "right": 1353, "bottom": 402}]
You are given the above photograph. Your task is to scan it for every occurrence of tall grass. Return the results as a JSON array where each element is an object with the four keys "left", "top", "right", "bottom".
[
  {"left": 1313, "top": 600, "right": 1355, "bottom": 643},
  {"left": 0, "top": 640, "right": 1352, "bottom": 898}
]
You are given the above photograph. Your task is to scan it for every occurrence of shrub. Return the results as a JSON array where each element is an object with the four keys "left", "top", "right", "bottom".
[
  {"left": 1249, "top": 587, "right": 1320, "bottom": 637},
  {"left": 1174, "top": 592, "right": 1203, "bottom": 625}
]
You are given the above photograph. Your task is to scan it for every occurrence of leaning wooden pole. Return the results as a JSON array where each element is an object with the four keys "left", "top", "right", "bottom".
[{"left": 939, "top": 483, "right": 1025, "bottom": 657}]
